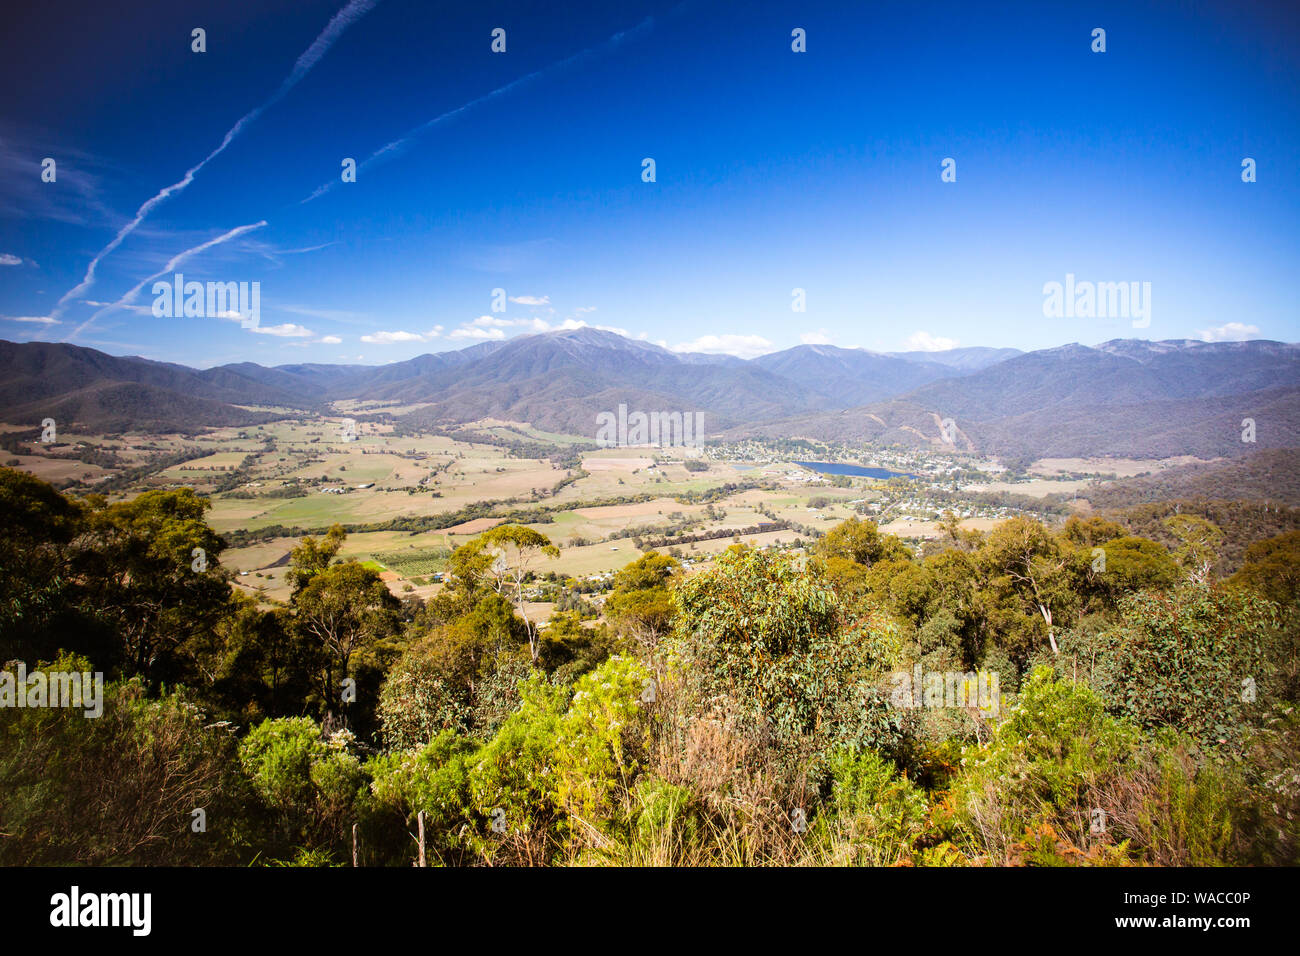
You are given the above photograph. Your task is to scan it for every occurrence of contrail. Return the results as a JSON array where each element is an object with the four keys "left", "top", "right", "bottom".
[
  {"left": 64, "top": 221, "right": 268, "bottom": 341},
  {"left": 301, "top": 14, "right": 657, "bottom": 204},
  {"left": 52, "top": 0, "right": 382, "bottom": 320}
]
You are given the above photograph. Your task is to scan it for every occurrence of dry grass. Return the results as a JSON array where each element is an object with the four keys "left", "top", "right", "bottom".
[{"left": 563, "top": 672, "right": 818, "bottom": 867}]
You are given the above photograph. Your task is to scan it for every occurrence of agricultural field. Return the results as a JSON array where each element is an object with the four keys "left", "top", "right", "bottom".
[
  {"left": 6, "top": 409, "right": 1126, "bottom": 610},
  {"left": 1028, "top": 456, "right": 1208, "bottom": 478}
]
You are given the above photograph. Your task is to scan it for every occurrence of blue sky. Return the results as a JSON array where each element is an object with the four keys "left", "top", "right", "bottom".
[{"left": 2, "top": 0, "right": 1297, "bottom": 367}]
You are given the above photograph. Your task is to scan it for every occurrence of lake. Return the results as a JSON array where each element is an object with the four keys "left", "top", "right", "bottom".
[{"left": 794, "top": 460, "right": 919, "bottom": 480}]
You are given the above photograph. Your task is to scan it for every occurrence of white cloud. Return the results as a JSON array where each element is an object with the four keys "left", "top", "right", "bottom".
[
  {"left": 451, "top": 317, "right": 521, "bottom": 337},
  {"left": 672, "top": 333, "right": 775, "bottom": 359},
  {"left": 1198, "top": 322, "right": 1259, "bottom": 343},
  {"left": 360, "top": 330, "right": 426, "bottom": 344},
  {"left": 4, "top": 315, "right": 58, "bottom": 324},
  {"left": 319, "top": 335, "right": 342, "bottom": 345},
  {"left": 0, "top": 253, "right": 21, "bottom": 266},
  {"left": 217, "top": 310, "right": 310, "bottom": 338},
  {"left": 800, "top": 329, "right": 833, "bottom": 345},
  {"left": 449, "top": 325, "right": 507, "bottom": 340},
  {"left": 905, "top": 330, "right": 959, "bottom": 352},
  {"left": 243, "top": 240, "right": 336, "bottom": 265},
  {"left": 508, "top": 295, "right": 550, "bottom": 306},
  {"left": 558, "top": 317, "right": 628, "bottom": 335},
  {"left": 466, "top": 314, "right": 551, "bottom": 332},
  {"left": 449, "top": 314, "right": 616, "bottom": 339},
  {"left": 444, "top": 313, "right": 624, "bottom": 341},
  {"left": 253, "top": 323, "right": 314, "bottom": 338}
]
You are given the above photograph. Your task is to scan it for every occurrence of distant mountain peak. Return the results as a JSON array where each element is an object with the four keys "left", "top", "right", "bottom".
[
  {"left": 4, "top": 334, "right": 1294, "bottom": 461},
  {"left": 520, "top": 325, "right": 670, "bottom": 356}
]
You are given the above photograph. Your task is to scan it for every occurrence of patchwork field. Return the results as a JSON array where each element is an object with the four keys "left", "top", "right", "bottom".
[
  {"left": 1028, "top": 456, "right": 1209, "bottom": 478},
  {"left": 965, "top": 477, "right": 1096, "bottom": 498},
  {"left": 7, "top": 409, "right": 1148, "bottom": 612}
]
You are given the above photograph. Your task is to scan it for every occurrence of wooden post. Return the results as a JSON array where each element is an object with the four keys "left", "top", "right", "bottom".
[
  {"left": 352, "top": 823, "right": 359, "bottom": 867},
  {"left": 417, "top": 810, "right": 426, "bottom": 867}
]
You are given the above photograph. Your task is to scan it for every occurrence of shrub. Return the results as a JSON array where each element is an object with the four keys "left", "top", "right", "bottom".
[
  {"left": 238, "top": 717, "right": 370, "bottom": 859},
  {"left": 669, "top": 546, "right": 903, "bottom": 771},
  {"left": 0, "top": 655, "right": 248, "bottom": 865},
  {"left": 464, "top": 673, "right": 570, "bottom": 865},
  {"left": 377, "top": 646, "right": 472, "bottom": 748},
  {"left": 366, "top": 730, "right": 478, "bottom": 865},
  {"left": 552, "top": 655, "right": 653, "bottom": 830},
  {"left": 943, "top": 667, "right": 1140, "bottom": 865},
  {"left": 1094, "top": 583, "right": 1279, "bottom": 751},
  {"left": 818, "top": 748, "right": 930, "bottom": 866}
]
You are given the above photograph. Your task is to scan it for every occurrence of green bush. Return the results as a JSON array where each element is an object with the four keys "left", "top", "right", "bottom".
[
  {"left": 1094, "top": 583, "right": 1279, "bottom": 750},
  {"left": 463, "top": 672, "right": 570, "bottom": 864},
  {"left": 819, "top": 748, "right": 930, "bottom": 865},
  {"left": 239, "top": 717, "right": 370, "bottom": 860},
  {"left": 367, "top": 730, "right": 478, "bottom": 865},
  {"left": 669, "top": 546, "right": 903, "bottom": 772},
  {"left": 552, "top": 655, "right": 652, "bottom": 829},
  {"left": 943, "top": 667, "right": 1140, "bottom": 864},
  {"left": 0, "top": 655, "right": 249, "bottom": 865}
]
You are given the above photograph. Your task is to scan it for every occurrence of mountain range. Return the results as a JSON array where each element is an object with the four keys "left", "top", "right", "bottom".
[{"left": 2, "top": 331, "right": 1296, "bottom": 460}]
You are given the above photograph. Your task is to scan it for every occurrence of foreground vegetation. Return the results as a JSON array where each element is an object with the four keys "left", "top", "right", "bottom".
[{"left": 2, "top": 464, "right": 1297, "bottom": 866}]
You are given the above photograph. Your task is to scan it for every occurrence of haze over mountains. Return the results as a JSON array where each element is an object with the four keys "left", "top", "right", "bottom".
[{"left": 2, "top": 330, "right": 1296, "bottom": 460}]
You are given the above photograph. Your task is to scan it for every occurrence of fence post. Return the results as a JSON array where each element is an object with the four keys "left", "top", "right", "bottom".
[
  {"left": 417, "top": 810, "right": 427, "bottom": 867},
  {"left": 352, "top": 823, "right": 359, "bottom": 867}
]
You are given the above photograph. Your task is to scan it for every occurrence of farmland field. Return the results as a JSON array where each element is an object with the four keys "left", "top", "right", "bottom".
[{"left": 5, "top": 408, "right": 1185, "bottom": 609}]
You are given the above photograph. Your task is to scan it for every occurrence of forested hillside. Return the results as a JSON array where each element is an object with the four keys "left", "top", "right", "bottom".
[
  {"left": 1085, "top": 449, "right": 1300, "bottom": 509},
  {"left": 3, "top": 466, "right": 1297, "bottom": 867}
]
